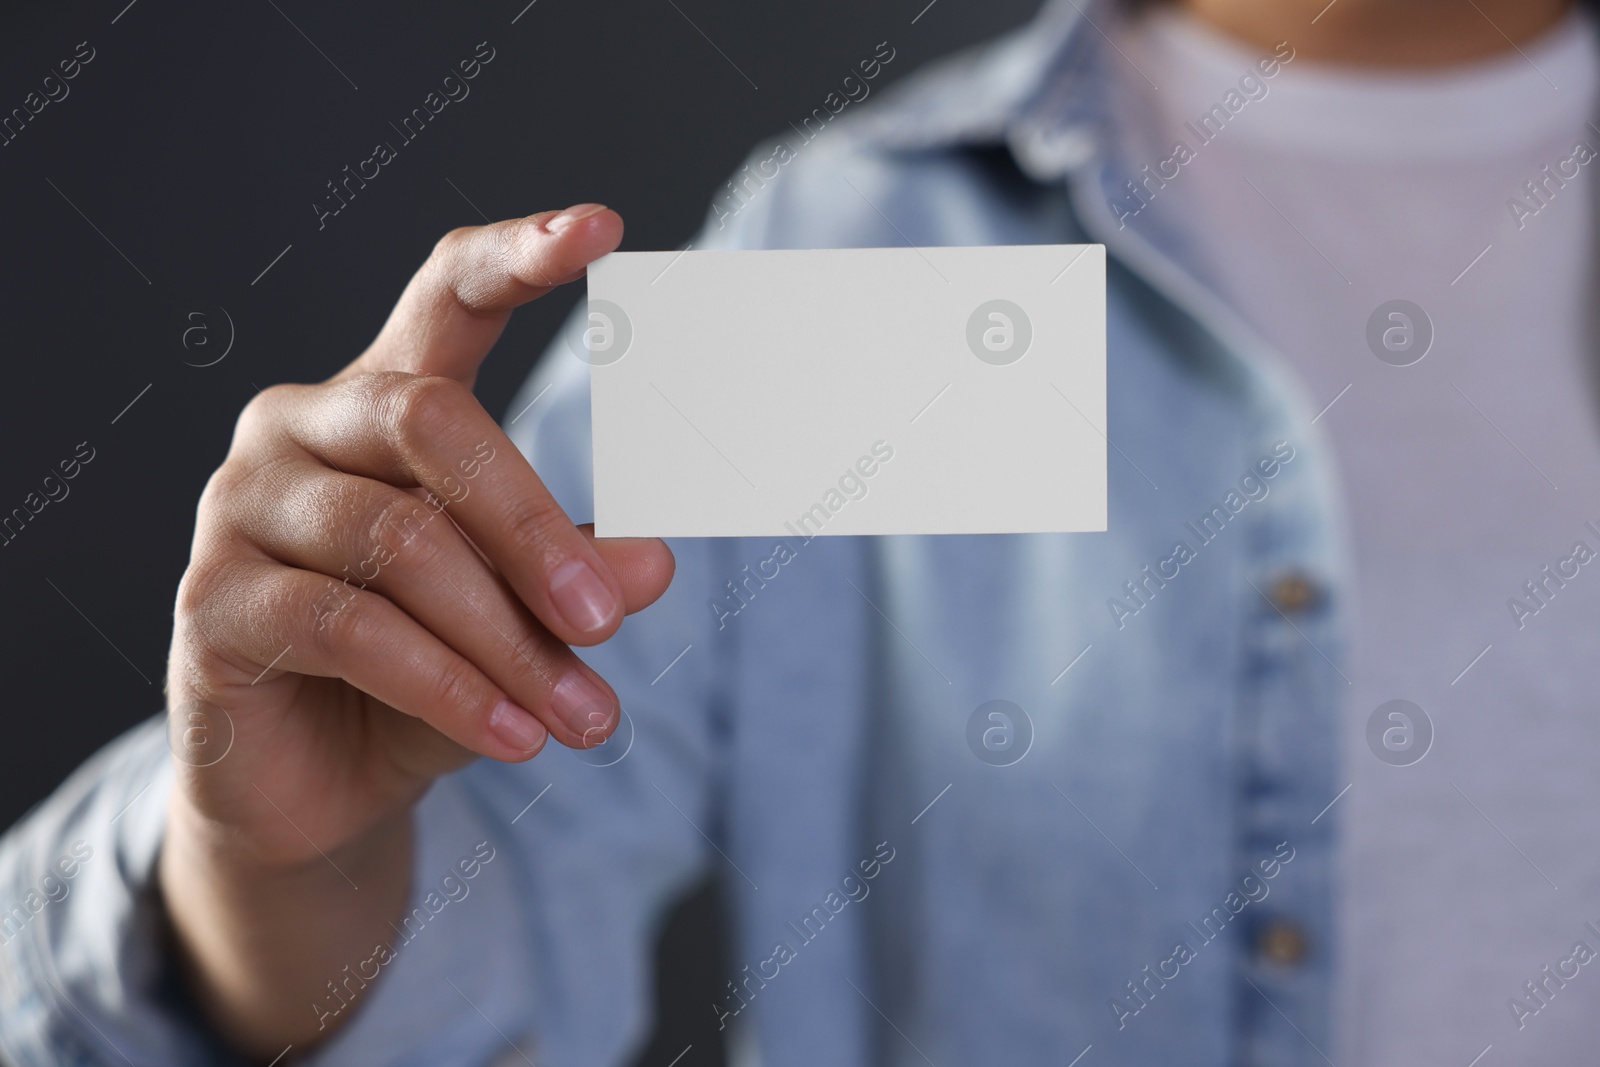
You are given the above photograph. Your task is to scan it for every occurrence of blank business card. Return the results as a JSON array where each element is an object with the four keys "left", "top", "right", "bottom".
[{"left": 581, "top": 244, "right": 1106, "bottom": 538}]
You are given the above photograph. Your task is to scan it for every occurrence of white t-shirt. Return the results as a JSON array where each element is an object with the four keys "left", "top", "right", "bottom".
[{"left": 1122, "top": 8, "right": 1600, "bottom": 1063}]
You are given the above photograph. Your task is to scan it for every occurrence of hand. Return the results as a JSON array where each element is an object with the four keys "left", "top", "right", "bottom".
[{"left": 158, "top": 205, "right": 672, "bottom": 1054}]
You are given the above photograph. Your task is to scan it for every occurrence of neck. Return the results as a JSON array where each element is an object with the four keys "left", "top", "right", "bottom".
[{"left": 1178, "top": 0, "right": 1574, "bottom": 67}]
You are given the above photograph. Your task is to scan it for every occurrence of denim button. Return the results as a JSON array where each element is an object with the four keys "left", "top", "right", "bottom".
[
  {"left": 1268, "top": 572, "right": 1319, "bottom": 614},
  {"left": 1257, "top": 919, "right": 1310, "bottom": 965}
]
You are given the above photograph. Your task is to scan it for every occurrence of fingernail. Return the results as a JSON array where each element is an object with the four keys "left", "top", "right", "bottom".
[
  {"left": 546, "top": 203, "right": 608, "bottom": 232},
  {"left": 488, "top": 698, "right": 546, "bottom": 753},
  {"left": 549, "top": 559, "right": 617, "bottom": 634},
  {"left": 551, "top": 670, "right": 615, "bottom": 739}
]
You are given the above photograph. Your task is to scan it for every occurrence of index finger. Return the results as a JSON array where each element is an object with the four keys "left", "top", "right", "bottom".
[{"left": 346, "top": 203, "right": 622, "bottom": 386}]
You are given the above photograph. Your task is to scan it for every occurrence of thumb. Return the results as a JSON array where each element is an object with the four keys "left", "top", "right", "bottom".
[{"left": 343, "top": 203, "right": 622, "bottom": 386}]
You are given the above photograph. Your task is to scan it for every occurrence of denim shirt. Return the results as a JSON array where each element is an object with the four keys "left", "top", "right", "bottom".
[{"left": 0, "top": 2, "right": 1349, "bottom": 1064}]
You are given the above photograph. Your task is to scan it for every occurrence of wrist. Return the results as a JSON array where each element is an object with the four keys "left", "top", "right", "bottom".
[
  {"left": 164, "top": 768, "right": 415, "bottom": 880},
  {"left": 159, "top": 790, "right": 414, "bottom": 1056}
]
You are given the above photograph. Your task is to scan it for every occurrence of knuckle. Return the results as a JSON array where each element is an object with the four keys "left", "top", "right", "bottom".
[
  {"left": 195, "top": 461, "right": 246, "bottom": 520},
  {"left": 282, "top": 471, "right": 350, "bottom": 537},
  {"left": 206, "top": 453, "right": 297, "bottom": 527},
  {"left": 311, "top": 584, "right": 375, "bottom": 659},
  {"left": 173, "top": 559, "right": 264, "bottom": 680},
  {"left": 500, "top": 631, "right": 556, "bottom": 692},
  {"left": 175, "top": 553, "right": 232, "bottom": 621},
  {"left": 430, "top": 225, "right": 477, "bottom": 264},
  {"left": 363, "top": 493, "right": 450, "bottom": 578},
  {"left": 234, "top": 382, "right": 296, "bottom": 445},
  {"left": 500, "top": 496, "right": 569, "bottom": 563},
  {"left": 427, "top": 654, "right": 488, "bottom": 722},
  {"left": 430, "top": 224, "right": 516, "bottom": 311},
  {"left": 386, "top": 374, "right": 469, "bottom": 457}
]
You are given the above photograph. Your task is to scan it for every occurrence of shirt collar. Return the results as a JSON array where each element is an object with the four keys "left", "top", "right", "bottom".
[{"left": 847, "top": 0, "right": 1119, "bottom": 179}]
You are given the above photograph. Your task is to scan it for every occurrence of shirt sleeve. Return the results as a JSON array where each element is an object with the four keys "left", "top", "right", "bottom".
[{"left": 0, "top": 716, "right": 247, "bottom": 1067}]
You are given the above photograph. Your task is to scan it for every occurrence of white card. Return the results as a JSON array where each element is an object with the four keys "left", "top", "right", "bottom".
[{"left": 583, "top": 244, "right": 1106, "bottom": 538}]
